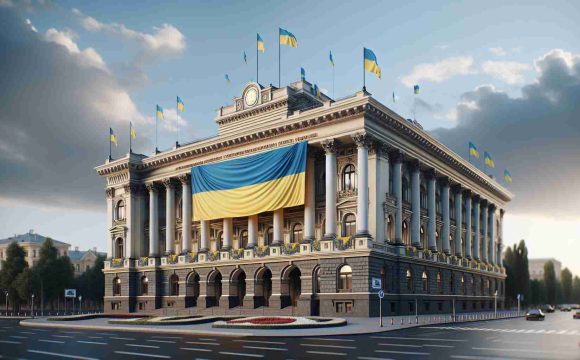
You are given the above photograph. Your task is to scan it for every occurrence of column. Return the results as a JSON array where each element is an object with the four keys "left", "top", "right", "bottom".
[
  {"left": 273, "top": 209, "right": 284, "bottom": 245},
  {"left": 146, "top": 183, "right": 159, "bottom": 257},
  {"left": 353, "top": 133, "right": 370, "bottom": 236},
  {"left": 200, "top": 220, "right": 209, "bottom": 252},
  {"left": 426, "top": 171, "right": 437, "bottom": 251},
  {"left": 124, "top": 184, "right": 136, "bottom": 259},
  {"left": 481, "top": 199, "right": 488, "bottom": 263},
  {"left": 453, "top": 185, "right": 463, "bottom": 257},
  {"left": 410, "top": 161, "right": 421, "bottom": 248},
  {"left": 222, "top": 218, "right": 233, "bottom": 250},
  {"left": 498, "top": 209, "right": 505, "bottom": 264},
  {"left": 464, "top": 190, "right": 472, "bottom": 259},
  {"left": 163, "top": 178, "right": 175, "bottom": 255},
  {"left": 441, "top": 178, "right": 450, "bottom": 254},
  {"left": 179, "top": 175, "right": 192, "bottom": 254},
  {"left": 322, "top": 139, "right": 337, "bottom": 239},
  {"left": 248, "top": 215, "right": 258, "bottom": 248},
  {"left": 303, "top": 154, "right": 315, "bottom": 242},
  {"left": 473, "top": 195, "right": 480, "bottom": 260},
  {"left": 369, "top": 143, "right": 388, "bottom": 243},
  {"left": 489, "top": 205, "right": 496, "bottom": 265},
  {"left": 392, "top": 152, "right": 403, "bottom": 245},
  {"left": 106, "top": 188, "right": 114, "bottom": 258}
]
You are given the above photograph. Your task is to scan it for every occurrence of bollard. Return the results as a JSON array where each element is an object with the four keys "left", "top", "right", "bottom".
[
  {"left": 401, "top": 318, "right": 404, "bottom": 325},
  {"left": 416, "top": 316, "right": 418, "bottom": 324},
  {"left": 391, "top": 318, "right": 394, "bottom": 325}
]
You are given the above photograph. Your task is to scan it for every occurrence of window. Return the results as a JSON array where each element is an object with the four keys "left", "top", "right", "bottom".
[
  {"left": 292, "top": 223, "right": 303, "bottom": 243},
  {"left": 472, "top": 276, "right": 476, "bottom": 295},
  {"left": 317, "top": 170, "right": 326, "bottom": 196},
  {"left": 481, "top": 278, "right": 485, "bottom": 295},
  {"left": 86, "top": 265, "right": 90, "bottom": 271},
  {"left": 313, "top": 267, "right": 321, "bottom": 294},
  {"left": 140, "top": 276, "right": 149, "bottom": 295},
  {"left": 342, "top": 164, "right": 357, "bottom": 191},
  {"left": 402, "top": 176, "right": 410, "bottom": 202},
  {"left": 265, "top": 227, "right": 273, "bottom": 246},
  {"left": 380, "top": 266, "right": 387, "bottom": 291},
  {"left": 388, "top": 163, "right": 394, "bottom": 194},
  {"left": 176, "top": 199, "right": 183, "bottom": 219},
  {"left": 422, "top": 271, "right": 429, "bottom": 292},
  {"left": 386, "top": 215, "right": 394, "bottom": 241},
  {"left": 343, "top": 214, "right": 356, "bottom": 237},
  {"left": 402, "top": 221, "right": 410, "bottom": 246},
  {"left": 436, "top": 272, "right": 442, "bottom": 293},
  {"left": 113, "top": 277, "right": 121, "bottom": 296},
  {"left": 420, "top": 226, "right": 426, "bottom": 249},
  {"left": 75, "top": 264, "right": 80, "bottom": 271},
  {"left": 338, "top": 265, "right": 353, "bottom": 292},
  {"left": 450, "top": 274, "right": 455, "bottom": 294},
  {"left": 461, "top": 237, "right": 465, "bottom": 257},
  {"left": 449, "top": 234, "right": 454, "bottom": 255},
  {"left": 450, "top": 196, "right": 455, "bottom": 219},
  {"left": 462, "top": 204, "right": 467, "bottom": 224},
  {"left": 115, "top": 200, "right": 125, "bottom": 220},
  {"left": 239, "top": 230, "right": 248, "bottom": 249},
  {"left": 461, "top": 275, "right": 466, "bottom": 294},
  {"left": 170, "top": 274, "right": 179, "bottom": 296},
  {"left": 406, "top": 269, "right": 413, "bottom": 292},
  {"left": 436, "top": 230, "right": 441, "bottom": 251},
  {"left": 335, "top": 301, "right": 353, "bottom": 313},
  {"left": 115, "top": 238, "right": 124, "bottom": 259},
  {"left": 33, "top": 249, "right": 37, "bottom": 258}
]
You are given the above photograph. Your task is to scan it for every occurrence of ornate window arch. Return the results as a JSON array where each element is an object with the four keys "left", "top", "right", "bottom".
[
  {"left": 140, "top": 276, "right": 149, "bottom": 296},
  {"left": 313, "top": 266, "right": 321, "bottom": 294},
  {"left": 406, "top": 269, "right": 413, "bottom": 292},
  {"left": 113, "top": 276, "right": 121, "bottom": 296},
  {"left": 114, "top": 237, "right": 124, "bottom": 259},
  {"left": 239, "top": 230, "right": 248, "bottom": 249},
  {"left": 115, "top": 200, "right": 125, "bottom": 220},
  {"left": 292, "top": 223, "right": 303, "bottom": 243},
  {"left": 341, "top": 164, "right": 357, "bottom": 191},
  {"left": 386, "top": 215, "right": 394, "bottom": 242},
  {"left": 436, "top": 272, "right": 442, "bottom": 293},
  {"left": 343, "top": 214, "right": 356, "bottom": 237},
  {"left": 169, "top": 274, "right": 179, "bottom": 296},
  {"left": 338, "top": 264, "right": 353, "bottom": 292},
  {"left": 422, "top": 271, "right": 429, "bottom": 292},
  {"left": 402, "top": 221, "right": 410, "bottom": 246}
]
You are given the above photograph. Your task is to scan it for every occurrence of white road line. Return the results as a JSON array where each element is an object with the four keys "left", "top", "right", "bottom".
[
  {"left": 39, "top": 339, "right": 65, "bottom": 344},
  {"left": 546, "top": 330, "right": 556, "bottom": 334},
  {"left": 19, "top": 331, "right": 36, "bottom": 334},
  {"left": 110, "top": 336, "right": 135, "bottom": 340},
  {"left": 378, "top": 343, "right": 422, "bottom": 348},
  {"left": 569, "top": 330, "right": 578, "bottom": 335},
  {"left": 306, "top": 351, "right": 347, "bottom": 356},
  {"left": 301, "top": 343, "right": 356, "bottom": 349},
  {"left": 219, "top": 351, "right": 264, "bottom": 358},
  {"left": 126, "top": 344, "right": 160, "bottom": 349},
  {"left": 9, "top": 335, "right": 27, "bottom": 339},
  {"left": 371, "top": 336, "right": 466, "bottom": 342},
  {"left": 452, "top": 356, "right": 512, "bottom": 360},
  {"left": 151, "top": 336, "right": 181, "bottom": 339},
  {"left": 233, "top": 339, "right": 286, "bottom": 345},
  {"left": 491, "top": 340, "right": 532, "bottom": 345},
  {"left": 358, "top": 357, "right": 396, "bottom": 360},
  {"left": 77, "top": 340, "right": 108, "bottom": 345},
  {"left": 89, "top": 336, "right": 104, "bottom": 339},
  {"left": 197, "top": 338, "right": 216, "bottom": 341},
  {"left": 557, "top": 330, "right": 567, "bottom": 334},
  {"left": 60, "top": 331, "right": 83, "bottom": 334},
  {"left": 52, "top": 335, "right": 74, "bottom": 338},
  {"left": 27, "top": 349, "right": 99, "bottom": 360},
  {"left": 0, "top": 340, "right": 21, "bottom": 344},
  {"left": 243, "top": 346, "right": 288, "bottom": 351},
  {"left": 304, "top": 337, "right": 356, "bottom": 342},
  {"left": 423, "top": 344, "right": 454, "bottom": 348},
  {"left": 375, "top": 350, "right": 430, "bottom": 356},
  {"left": 185, "top": 341, "right": 220, "bottom": 346},
  {"left": 147, "top": 340, "right": 176, "bottom": 344},
  {"left": 180, "top": 347, "right": 213, "bottom": 352},
  {"left": 472, "top": 347, "right": 577, "bottom": 355},
  {"left": 114, "top": 351, "right": 170, "bottom": 359},
  {"left": 95, "top": 332, "right": 116, "bottom": 336}
]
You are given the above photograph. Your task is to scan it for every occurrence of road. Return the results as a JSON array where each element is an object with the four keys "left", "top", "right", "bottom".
[{"left": 0, "top": 312, "right": 578, "bottom": 359}]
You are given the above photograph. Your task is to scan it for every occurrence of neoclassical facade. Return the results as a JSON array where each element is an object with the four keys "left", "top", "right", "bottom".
[{"left": 96, "top": 80, "right": 512, "bottom": 317}]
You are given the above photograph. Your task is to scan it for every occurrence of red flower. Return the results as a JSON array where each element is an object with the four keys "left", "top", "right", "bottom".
[{"left": 227, "top": 317, "right": 296, "bottom": 325}]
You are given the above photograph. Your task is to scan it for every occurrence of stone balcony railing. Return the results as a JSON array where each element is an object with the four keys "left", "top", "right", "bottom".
[{"left": 104, "top": 238, "right": 504, "bottom": 275}]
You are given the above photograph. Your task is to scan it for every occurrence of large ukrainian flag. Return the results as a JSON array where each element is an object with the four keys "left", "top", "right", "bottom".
[{"left": 191, "top": 142, "right": 307, "bottom": 221}]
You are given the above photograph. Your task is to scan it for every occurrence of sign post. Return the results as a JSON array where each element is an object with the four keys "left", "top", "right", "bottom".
[
  {"left": 65, "top": 289, "right": 76, "bottom": 315},
  {"left": 494, "top": 290, "right": 498, "bottom": 318},
  {"left": 378, "top": 289, "right": 385, "bottom": 327},
  {"left": 517, "top": 294, "right": 521, "bottom": 315}
]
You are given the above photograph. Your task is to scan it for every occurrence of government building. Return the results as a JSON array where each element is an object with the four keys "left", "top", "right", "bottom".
[{"left": 96, "top": 80, "right": 513, "bottom": 317}]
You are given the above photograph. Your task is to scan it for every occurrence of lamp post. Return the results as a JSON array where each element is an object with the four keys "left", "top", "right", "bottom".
[
  {"left": 4, "top": 290, "right": 8, "bottom": 316},
  {"left": 31, "top": 294, "right": 35, "bottom": 318},
  {"left": 78, "top": 296, "right": 82, "bottom": 314},
  {"left": 494, "top": 290, "right": 498, "bottom": 318}
]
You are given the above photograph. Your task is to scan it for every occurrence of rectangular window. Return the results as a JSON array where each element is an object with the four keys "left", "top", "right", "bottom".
[
  {"left": 138, "top": 302, "right": 145, "bottom": 310},
  {"left": 335, "top": 301, "right": 353, "bottom": 313},
  {"left": 111, "top": 302, "right": 120, "bottom": 310}
]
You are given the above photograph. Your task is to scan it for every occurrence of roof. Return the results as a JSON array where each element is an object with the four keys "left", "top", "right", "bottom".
[
  {"left": 0, "top": 232, "right": 69, "bottom": 247},
  {"left": 68, "top": 249, "right": 107, "bottom": 261}
]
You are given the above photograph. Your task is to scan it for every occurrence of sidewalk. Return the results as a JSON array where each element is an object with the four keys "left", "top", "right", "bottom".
[{"left": 20, "top": 311, "right": 524, "bottom": 338}]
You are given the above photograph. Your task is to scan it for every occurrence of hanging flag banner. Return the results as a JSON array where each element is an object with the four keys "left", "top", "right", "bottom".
[{"left": 191, "top": 142, "right": 307, "bottom": 221}]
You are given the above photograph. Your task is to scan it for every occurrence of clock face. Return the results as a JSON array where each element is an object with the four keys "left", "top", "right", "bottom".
[{"left": 244, "top": 87, "right": 258, "bottom": 107}]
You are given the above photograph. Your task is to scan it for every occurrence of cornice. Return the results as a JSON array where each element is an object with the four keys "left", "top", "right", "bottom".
[{"left": 216, "top": 98, "right": 289, "bottom": 126}]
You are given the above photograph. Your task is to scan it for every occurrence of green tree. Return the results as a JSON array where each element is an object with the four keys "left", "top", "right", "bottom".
[
  {"left": 33, "top": 239, "right": 74, "bottom": 310},
  {"left": 502, "top": 240, "right": 530, "bottom": 307},
  {"left": 543, "top": 261, "right": 557, "bottom": 304},
  {"left": 529, "top": 279, "right": 546, "bottom": 305},
  {"left": 14, "top": 268, "right": 40, "bottom": 306},
  {"left": 0, "top": 242, "right": 28, "bottom": 310},
  {"left": 572, "top": 276, "right": 580, "bottom": 303},
  {"left": 560, "top": 268, "right": 573, "bottom": 303},
  {"left": 73, "top": 255, "right": 105, "bottom": 309}
]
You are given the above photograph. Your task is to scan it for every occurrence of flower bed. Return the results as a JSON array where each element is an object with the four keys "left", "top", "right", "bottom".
[
  {"left": 48, "top": 313, "right": 144, "bottom": 321},
  {"left": 213, "top": 316, "right": 346, "bottom": 329},
  {"left": 109, "top": 315, "right": 241, "bottom": 326},
  {"left": 228, "top": 317, "right": 296, "bottom": 325}
]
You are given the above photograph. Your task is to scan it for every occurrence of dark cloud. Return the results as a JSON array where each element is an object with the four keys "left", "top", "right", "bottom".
[
  {"left": 0, "top": 8, "right": 151, "bottom": 210},
  {"left": 432, "top": 49, "right": 580, "bottom": 217}
]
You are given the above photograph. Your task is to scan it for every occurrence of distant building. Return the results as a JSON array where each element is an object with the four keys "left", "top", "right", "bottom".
[
  {"left": 529, "top": 258, "right": 562, "bottom": 281},
  {"left": 69, "top": 247, "right": 107, "bottom": 277},
  {"left": 0, "top": 230, "right": 70, "bottom": 270}
]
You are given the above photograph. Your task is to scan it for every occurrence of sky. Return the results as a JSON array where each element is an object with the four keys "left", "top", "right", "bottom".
[{"left": 0, "top": 0, "right": 579, "bottom": 275}]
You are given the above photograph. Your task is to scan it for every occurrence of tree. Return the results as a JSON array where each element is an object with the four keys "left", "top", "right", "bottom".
[
  {"left": 0, "top": 242, "right": 28, "bottom": 310},
  {"left": 529, "top": 279, "right": 546, "bottom": 305},
  {"left": 73, "top": 255, "right": 105, "bottom": 310},
  {"left": 543, "top": 261, "right": 557, "bottom": 305},
  {"left": 572, "top": 276, "right": 580, "bottom": 303},
  {"left": 33, "top": 239, "right": 74, "bottom": 310},
  {"left": 503, "top": 240, "right": 530, "bottom": 307},
  {"left": 14, "top": 268, "right": 39, "bottom": 306},
  {"left": 561, "top": 268, "right": 573, "bottom": 303}
]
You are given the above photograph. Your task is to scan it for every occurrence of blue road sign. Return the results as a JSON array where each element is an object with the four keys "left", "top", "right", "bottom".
[{"left": 378, "top": 289, "right": 385, "bottom": 299}]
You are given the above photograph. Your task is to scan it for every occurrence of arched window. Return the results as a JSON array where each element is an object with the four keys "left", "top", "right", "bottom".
[
  {"left": 239, "top": 230, "right": 248, "bottom": 249},
  {"left": 115, "top": 200, "right": 125, "bottom": 220},
  {"left": 140, "top": 276, "right": 149, "bottom": 296},
  {"left": 402, "top": 176, "right": 410, "bottom": 202},
  {"left": 342, "top": 164, "right": 357, "bottom": 191},
  {"left": 436, "top": 272, "right": 442, "bottom": 293},
  {"left": 387, "top": 215, "right": 394, "bottom": 242},
  {"left": 449, "top": 234, "right": 454, "bottom": 255},
  {"left": 292, "top": 223, "right": 303, "bottom": 243},
  {"left": 338, "top": 265, "right": 352, "bottom": 292},
  {"left": 313, "top": 267, "right": 321, "bottom": 294},
  {"left": 420, "top": 184, "right": 427, "bottom": 209},
  {"left": 380, "top": 266, "right": 387, "bottom": 291},
  {"left": 420, "top": 226, "right": 426, "bottom": 249},
  {"left": 461, "top": 275, "right": 466, "bottom": 294},
  {"left": 115, "top": 238, "right": 124, "bottom": 259},
  {"left": 176, "top": 199, "right": 183, "bottom": 220},
  {"left": 113, "top": 276, "right": 121, "bottom": 296},
  {"left": 422, "top": 271, "right": 429, "bottom": 292},
  {"left": 343, "top": 214, "right": 356, "bottom": 237},
  {"left": 265, "top": 227, "right": 273, "bottom": 246},
  {"left": 170, "top": 274, "right": 179, "bottom": 296},
  {"left": 402, "top": 221, "right": 410, "bottom": 246},
  {"left": 406, "top": 269, "right": 413, "bottom": 292},
  {"left": 436, "top": 230, "right": 441, "bottom": 252}
]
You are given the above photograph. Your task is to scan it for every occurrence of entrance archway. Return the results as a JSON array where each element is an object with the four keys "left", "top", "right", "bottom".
[
  {"left": 229, "top": 269, "right": 246, "bottom": 308},
  {"left": 255, "top": 267, "right": 272, "bottom": 308},
  {"left": 281, "top": 266, "right": 301, "bottom": 308},
  {"left": 185, "top": 272, "right": 200, "bottom": 307},
  {"left": 206, "top": 270, "right": 222, "bottom": 308}
]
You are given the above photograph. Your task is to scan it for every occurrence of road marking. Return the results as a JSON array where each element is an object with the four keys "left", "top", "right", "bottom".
[
  {"left": 0, "top": 340, "right": 21, "bottom": 344},
  {"left": 185, "top": 341, "right": 220, "bottom": 346},
  {"left": 151, "top": 336, "right": 181, "bottom": 340},
  {"left": 114, "top": 351, "right": 170, "bottom": 359},
  {"left": 111, "top": 336, "right": 135, "bottom": 340},
  {"left": 19, "top": 331, "right": 36, "bottom": 334},
  {"left": 301, "top": 343, "right": 356, "bottom": 349},
  {"left": 378, "top": 343, "right": 422, "bottom": 348},
  {"left": 96, "top": 332, "right": 117, "bottom": 336},
  {"left": 77, "top": 340, "right": 108, "bottom": 345},
  {"left": 546, "top": 330, "right": 556, "bottom": 334},
  {"left": 304, "top": 337, "right": 355, "bottom": 342},
  {"left": 423, "top": 344, "right": 454, "bottom": 348},
  {"left": 180, "top": 347, "right": 213, "bottom": 352},
  {"left": 219, "top": 351, "right": 264, "bottom": 358},
  {"left": 524, "top": 330, "right": 534, "bottom": 333},
  {"left": 306, "top": 351, "right": 347, "bottom": 356},
  {"left": 472, "top": 347, "right": 578, "bottom": 355},
  {"left": 27, "top": 350, "right": 99, "bottom": 360},
  {"left": 491, "top": 339, "right": 532, "bottom": 345},
  {"left": 358, "top": 357, "right": 397, "bottom": 360},
  {"left": 569, "top": 330, "right": 578, "bottom": 335},
  {"left": 52, "top": 335, "right": 74, "bottom": 338},
  {"left": 60, "top": 331, "right": 83, "bottom": 334},
  {"left": 126, "top": 344, "right": 160, "bottom": 349},
  {"left": 9, "top": 335, "right": 27, "bottom": 339},
  {"left": 243, "top": 346, "right": 288, "bottom": 351},
  {"left": 557, "top": 330, "right": 567, "bottom": 334},
  {"left": 147, "top": 340, "right": 176, "bottom": 344},
  {"left": 375, "top": 350, "right": 430, "bottom": 356},
  {"left": 233, "top": 339, "right": 286, "bottom": 345},
  {"left": 198, "top": 338, "right": 216, "bottom": 341},
  {"left": 452, "top": 356, "right": 513, "bottom": 360},
  {"left": 371, "top": 336, "right": 466, "bottom": 342},
  {"left": 89, "top": 336, "right": 103, "bottom": 339},
  {"left": 39, "top": 339, "right": 65, "bottom": 344}
]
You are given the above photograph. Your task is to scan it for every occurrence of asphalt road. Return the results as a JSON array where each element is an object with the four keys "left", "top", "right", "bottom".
[{"left": 0, "top": 312, "right": 578, "bottom": 360}]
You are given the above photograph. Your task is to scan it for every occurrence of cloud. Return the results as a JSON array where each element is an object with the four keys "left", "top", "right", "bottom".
[
  {"left": 431, "top": 49, "right": 580, "bottom": 217},
  {"left": 401, "top": 56, "right": 476, "bottom": 87},
  {"left": 0, "top": 8, "right": 151, "bottom": 210},
  {"left": 481, "top": 61, "right": 532, "bottom": 85},
  {"left": 489, "top": 47, "right": 507, "bottom": 56},
  {"left": 43, "top": 28, "right": 108, "bottom": 72},
  {"left": 25, "top": 18, "right": 36, "bottom": 32}
]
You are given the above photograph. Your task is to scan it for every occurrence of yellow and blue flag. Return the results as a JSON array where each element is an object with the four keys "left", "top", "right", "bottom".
[
  {"left": 243, "top": 51, "right": 247, "bottom": 64},
  {"left": 469, "top": 142, "right": 479, "bottom": 158},
  {"left": 504, "top": 169, "right": 512, "bottom": 183},
  {"left": 191, "top": 142, "right": 307, "bottom": 221},
  {"left": 363, "top": 47, "right": 381, "bottom": 79},
  {"left": 130, "top": 122, "right": 136, "bottom": 140},
  {"left": 279, "top": 28, "right": 298, "bottom": 47},
  {"left": 414, "top": 84, "right": 420, "bottom": 94},
  {"left": 177, "top": 96, "right": 185, "bottom": 112},
  {"left": 156, "top": 105, "right": 164, "bottom": 120},
  {"left": 225, "top": 74, "right": 231, "bottom": 83},
  {"left": 110, "top": 128, "right": 118, "bottom": 146},
  {"left": 257, "top": 33, "right": 265, "bottom": 52},
  {"left": 484, "top": 151, "right": 495, "bottom": 168},
  {"left": 329, "top": 50, "right": 334, "bottom": 67},
  {"left": 313, "top": 84, "right": 321, "bottom": 98},
  {"left": 300, "top": 67, "right": 305, "bottom": 81},
  {"left": 392, "top": 91, "right": 396, "bottom": 103}
]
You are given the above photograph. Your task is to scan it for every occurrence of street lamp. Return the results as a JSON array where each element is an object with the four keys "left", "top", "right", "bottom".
[
  {"left": 4, "top": 290, "right": 8, "bottom": 316},
  {"left": 78, "top": 296, "right": 82, "bottom": 314},
  {"left": 31, "top": 294, "right": 35, "bottom": 318},
  {"left": 494, "top": 290, "right": 498, "bottom": 318}
]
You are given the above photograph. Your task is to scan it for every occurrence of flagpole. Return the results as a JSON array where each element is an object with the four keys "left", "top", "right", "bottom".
[
  {"left": 256, "top": 35, "right": 259, "bottom": 84},
  {"left": 332, "top": 63, "right": 335, "bottom": 99},
  {"left": 129, "top": 123, "right": 132, "bottom": 154},
  {"left": 109, "top": 129, "right": 112, "bottom": 161},
  {"left": 155, "top": 111, "right": 158, "bottom": 154},
  {"left": 278, "top": 29, "right": 281, "bottom": 87},
  {"left": 362, "top": 48, "right": 366, "bottom": 91},
  {"left": 176, "top": 98, "right": 179, "bottom": 148}
]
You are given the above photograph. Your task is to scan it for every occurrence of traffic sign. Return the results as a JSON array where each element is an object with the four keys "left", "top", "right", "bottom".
[
  {"left": 64, "top": 289, "right": 76, "bottom": 298},
  {"left": 378, "top": 289, "right": 385, "bottom": 299},
  {"left": 372, "top": 277, "right": 382, "bottom": 290}
]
